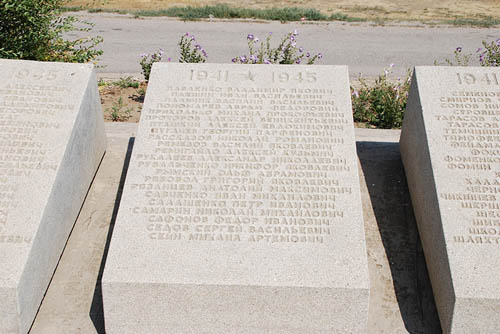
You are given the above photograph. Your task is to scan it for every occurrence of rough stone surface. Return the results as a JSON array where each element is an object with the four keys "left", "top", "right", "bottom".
[
  {"left": 0, "top": 59, "right": 106, "bottom": 334},
  {"left": 26, "top": 124, "right": 443, "bottom": 334},
  {"left": 102, "top": 63, "right": 370, "bottom": 333},
  {"left": 400, "top": 66, "right": 500, "bottom": 333}
]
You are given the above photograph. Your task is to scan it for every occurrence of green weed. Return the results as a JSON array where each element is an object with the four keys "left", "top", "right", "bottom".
[
  {"left": 114, "top": 76, "right": 139, "bottom": 88},
  {"left": 106, "top": 96, "right": 132, "bottom": 121},
  {"left": 351, "top": 66, "right": 411, "bottom": 129}
]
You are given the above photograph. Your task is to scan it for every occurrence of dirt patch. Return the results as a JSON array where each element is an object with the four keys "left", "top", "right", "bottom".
[
  {"left": 99, "top": 81, "right": 145, "bottom": 122},
  {"left": 68, "top": 0, "right": 500, "bottom": 23}
]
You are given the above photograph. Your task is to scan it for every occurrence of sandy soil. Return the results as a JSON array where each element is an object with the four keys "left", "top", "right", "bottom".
[
  {"left": 99, "top": 81, "right": 144, "bottom": 122},
  {"left": 67, "top": 0, "right": 500, "bottom": 22}
]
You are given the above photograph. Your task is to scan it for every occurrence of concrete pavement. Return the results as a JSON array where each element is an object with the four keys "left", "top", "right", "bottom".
[{"left": 66, "top": 12, "right": 499, "bottom": 80}]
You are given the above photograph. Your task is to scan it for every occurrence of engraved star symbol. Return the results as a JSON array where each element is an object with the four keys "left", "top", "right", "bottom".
[{"left": 239, "top": 71, "right": 257, "bottom": 81}]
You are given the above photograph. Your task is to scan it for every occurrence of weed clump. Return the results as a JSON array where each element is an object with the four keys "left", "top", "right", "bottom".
[
  {"left": 231, "top": 30, "right": 322, "bottom": 64},
  {"left": 351, "top": 65, "right": 411, "bottom": 129}
]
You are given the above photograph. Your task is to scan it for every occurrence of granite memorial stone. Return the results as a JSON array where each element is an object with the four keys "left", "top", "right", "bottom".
[
  {"left": 0, "top": 59, "right": 106, "bottom": 333},
  {"left": 102, "top": 63, "right": 369, "bottom": 333},
  {"left": 400, "top": 66, "right": 500, "bottom": 333}
]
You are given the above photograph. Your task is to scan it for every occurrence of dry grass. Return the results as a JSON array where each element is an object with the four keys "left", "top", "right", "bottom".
[{"left": 66, "top": 0, "right": 500, "bottom": 23}]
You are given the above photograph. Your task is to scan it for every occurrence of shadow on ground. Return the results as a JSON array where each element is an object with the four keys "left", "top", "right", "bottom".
[
  {"left": 90, "top": 137, "right": 135, "bottom": 333},
  {"left": 357, "top": 140, "right": 441, "bottom": 334}
]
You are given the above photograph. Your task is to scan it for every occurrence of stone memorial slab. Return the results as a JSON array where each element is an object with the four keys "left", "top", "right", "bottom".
[
  {"left": 102, "top": 63, "right": 369, "bottom": 333},
  {"left": 400, "top": 66, "right": 500, "bottom": 333},
  {"left": 0, "top": 59, "right": 106, "bottom": 333}
]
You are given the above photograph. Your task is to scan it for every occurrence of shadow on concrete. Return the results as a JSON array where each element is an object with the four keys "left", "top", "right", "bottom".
[
  {"left": 356, "top": 140, "right": 441, "bottom": 334},
  {"left": 90, "top": 137, "right": 135, "bottom": 334}
]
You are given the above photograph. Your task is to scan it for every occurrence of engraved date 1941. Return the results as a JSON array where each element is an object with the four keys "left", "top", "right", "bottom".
[{"left": 456, "top": 72, "right": 499, "bottom": 85}]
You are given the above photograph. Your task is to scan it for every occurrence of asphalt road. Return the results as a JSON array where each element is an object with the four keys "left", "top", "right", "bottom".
[{"left": 66, "top": 12, "right": 500, "bottom": 79}]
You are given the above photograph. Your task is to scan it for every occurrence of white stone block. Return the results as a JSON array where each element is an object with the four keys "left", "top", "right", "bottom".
[
  {"left": 0, "top": 59, "right": 106, "bottom": 333},
  {"left": 103, "top": 63, "right": 369, "bottom": 333},
  {"left": 400, "top": 66, "right": 500, "bottom": 333}
]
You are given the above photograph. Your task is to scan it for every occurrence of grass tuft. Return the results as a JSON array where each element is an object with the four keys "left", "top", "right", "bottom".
[
  {"left": 329, "top": 12, "right": 366, "bottom": 22},
  {"left": 134, "top": 4, "right": 364, "bottom": 22},
  {"left": 446, "top": 15, "right": 500, "bottom": 27},
  {"left": 60, "top": 6, "right": 85, "bottom": 12}
]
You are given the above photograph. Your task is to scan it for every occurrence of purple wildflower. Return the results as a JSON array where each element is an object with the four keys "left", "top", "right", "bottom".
[
  {"left": 290, "top": 35, "right": 295, "bottom": 42},
  {"left": 295, "top": 59, "right": 301, "bottom": 64},
  {"left": 477, "top": 48, "right": 482, "bottom": 53},
  {"left": 249, "top": 55, "right": 257, "bottom": 63},
  {"left": 140, "top": 53, "right": 148, "bottom": 58},
  {"left": 299, "top": 47, "right": 304, "bottom": 53},
  {"left": 456, "top": 47, "right": 462, "bottom": 52},
  {"left": 195, "top": 44, "right": 201, "bottom": 50},
  {"left": 240, "top": 55, "right": 247, "bottom": 63},
  {"left": 202, "top": 49, "right": 208, "bottom": 57},
  {"left": 232, "top": 58, "right": 236, "bottom": 63},
  {"left": 167, "top": 57, "right": 172, "bottom": 62},
  {"left": 318, "top": 53, "right": 323, "bottom": 59},
  {"left": 247, "top": 34, "right": 254, "bottom": 40},
  {"left": 306, "top": 52, "right": 310, "bottom": 57},
  {"left": 264, "top": 59, "right": 271, "bottom": 64},
  {"left": 352, "top": 91, "right": 359, "bottom": 98}
]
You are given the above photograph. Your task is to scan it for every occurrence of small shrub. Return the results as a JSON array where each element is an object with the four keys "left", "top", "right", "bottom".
[
  {"left": 440, "top": 46, "right": 472, "bottom": 66},
  {"left": 0, "top": 0, "right": 102, "bottom": 62},
  {"left": 114, "top": 76, "right": 139, "bottom": 89},
  {"left": 439, "top": 39, "right": 500, "bottom": 67},
  {"left": 351, "top": 65, "right": 411, "bottom": 129},
  {"left": 232, "top": 30, "right": 322, "bottom": 65},
  {"left": 106, "top": 97, "right": 132, "bottom": 121},
  {"left": 477, "top": 39, "right": 500, "bottom": 66},
  {"left": 140, "top": 49, "right": 170, "bottom": 82},
  {"left": 179, "top": 33, "right": 208, "bottom": 63},
  {"left": 97, "top": 78, "right": 108, "bottom": 87}
]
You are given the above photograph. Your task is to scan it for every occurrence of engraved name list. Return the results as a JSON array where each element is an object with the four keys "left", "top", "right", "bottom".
[{"left": 131, "top": 68, "right": 353, "bottom": 245}]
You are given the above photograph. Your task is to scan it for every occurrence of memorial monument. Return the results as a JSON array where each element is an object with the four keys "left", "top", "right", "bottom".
[
  {"left": 102, "top": 63, "right": 370, "bottom": 333},
  {"left": 400, "top": 66, "right": 500, "bottom": 333},
  {"left": 0, "top": 59, "right": 106, "bottom": 333}
]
